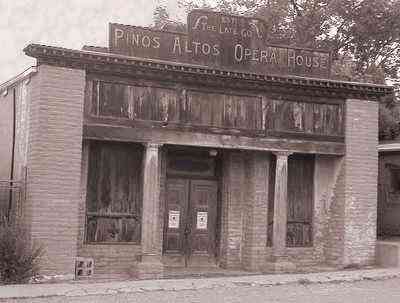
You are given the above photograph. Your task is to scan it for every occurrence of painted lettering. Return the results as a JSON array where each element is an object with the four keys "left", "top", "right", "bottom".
[
  {"left": 235, "top": 44, "right": 243, "bottom": 62},
  {"left": 312, "top": 56, "right": 320, "bottom": 68},
  {"left": 320, "top": 56, "right": 328, "bottom": 69},
  {"left": 260, "top": 50, "right": 268, "bottom": 63},
  {"left": 114, "top": 29, "right": 124, "bottom": 46},
  {"left": 202, "top": 43, "right": 211, "bottom": 55},
  {"left": 288, "top": 50, "right": 296, "bottom": 67},
  {"left": 296, "top": 55, "right": 303, "bottom": 66},
  {"left": 173, "top": 37, "right": 182, "bottom": 54},
  {"left": 132, "top": 33, "right": 140, "bottom": 46},
  {"left": 249, "top": 20, "right": 262, "bottom": 39},
  {"left": 244, "top": 48, "right": 252, "bottom": 60},
  {"left": 192, "top": 15, "right": 208, "bottom": 30},
  {"left": 193, "top": 41, "right": 201, "bottom": 55},
  {"left": 184, "top": 40, "right": 192, "bottom": 54},
  {"left": 142, "top": 36, "right": 151, "bottom": 48},
  {"left": 153, "top": 37, "right": 160, "bottom": 49},
  {"left": 305, "top": 56, "right": 312, "bottom": 68},
  {"left": 270, "top": 49, "right": 278, "bottom": 64},
  {"left": 251, "top": 49, "right": 259, "bottom": 61},
  {"left": 213, "top": 45, "right": 220, "bottom": 56}
]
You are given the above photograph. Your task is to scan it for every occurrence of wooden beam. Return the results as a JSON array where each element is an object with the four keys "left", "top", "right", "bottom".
[{"left": 83, "top": 123, "right": 345, "bottom": 155}]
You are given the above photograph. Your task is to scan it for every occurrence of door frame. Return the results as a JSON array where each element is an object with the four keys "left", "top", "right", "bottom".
[{"left": 162, "top": 147, "right": 222, "bottom": 267}]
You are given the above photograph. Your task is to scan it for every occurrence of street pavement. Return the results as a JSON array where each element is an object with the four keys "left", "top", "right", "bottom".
[
  {"left": 1, "top": 268, "right": 400, "bottom": 302},
  {"left": 2, "top": 277, "right": 400, "bottom": 303}
]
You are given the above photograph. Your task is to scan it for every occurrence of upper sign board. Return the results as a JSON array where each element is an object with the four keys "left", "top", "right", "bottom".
[{"left": 109, "top": 10, "right": 331, "bottom": 78}]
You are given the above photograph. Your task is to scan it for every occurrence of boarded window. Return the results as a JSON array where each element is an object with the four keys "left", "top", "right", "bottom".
[
  {"left": 386, "top": 163, "right": 400, "bottom": 204},
  {"left": 86, "top": 141, "right": 143, "bottom": 243},
  {"left": 287, "top": 154, "right": 314, "bottom": 247}
]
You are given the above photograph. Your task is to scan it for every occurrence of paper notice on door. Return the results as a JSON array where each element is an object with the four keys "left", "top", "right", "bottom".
[
  {"left": 197, "top": 211, "right": 208, "bottom": 229},
  {"left": 168, "top": 210, "right": 180, "bottom": 228}
]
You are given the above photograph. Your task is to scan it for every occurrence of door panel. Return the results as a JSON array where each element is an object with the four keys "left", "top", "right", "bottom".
[
  {"left": 163, "top": 179, "right": 188, "bottom": 254},
  {"left": 163, "top": 178, "right": 218, "bottom": 267},
  {"left": 189, "top": 180, "right": 218, "bottom": 257}
]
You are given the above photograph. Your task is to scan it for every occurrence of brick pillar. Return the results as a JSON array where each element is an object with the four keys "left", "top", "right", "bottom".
[
  {"left": 266, "top": 151, "right": 295, "bottom": 271},
  {"left": 342, "top": 99, "right": 378, "bottom": 266},
  {"left": 26, "top": 65, "right": 85, "bottom": 277},
  {"left": 242, "top": 151, "right": 270, "bottom": 271},
  {"left": 220, "top": 150, "right": 245, "bottom": 268},
  {"left": 137, "top": 143, "right": 163, "bottom": 277}
]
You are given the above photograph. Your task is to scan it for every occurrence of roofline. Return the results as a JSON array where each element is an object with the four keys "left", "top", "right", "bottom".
[
  {"left": 23, "top": 44, "right": 393, "bottom": 97},
  {"left": 0, "top": 66, "right": 37, "bottom": 92},
  {"left": 378, "top": 142, "right": 400, "bottom": 152}
]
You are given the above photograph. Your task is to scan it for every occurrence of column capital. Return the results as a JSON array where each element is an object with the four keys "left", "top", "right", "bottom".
[
  {"left": 272, "top": 151, "right": 293, "bottom": 158},
  {"left": 143, "top": 142, "right": 163, "bottom": 150}
]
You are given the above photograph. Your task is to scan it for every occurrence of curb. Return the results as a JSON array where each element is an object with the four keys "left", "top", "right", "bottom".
[{"left": 1, "top": 268, "right": 400, "bottom": 299}]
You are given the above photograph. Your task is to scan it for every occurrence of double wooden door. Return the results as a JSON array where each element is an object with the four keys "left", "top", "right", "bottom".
[{"left": 163, "top": 178, "right": 218, "bottom": 267}]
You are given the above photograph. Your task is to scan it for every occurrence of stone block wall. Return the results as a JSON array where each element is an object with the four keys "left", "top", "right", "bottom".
[{"left": 26, "top": 64, "right": 85, "bottom": 276}]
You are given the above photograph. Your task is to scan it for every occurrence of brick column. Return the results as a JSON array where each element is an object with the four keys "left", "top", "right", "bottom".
[
  {"left": 267, "top": 151, "right": 295, "bottom": 271},
  {"left": 220, "top": 150, "right": 245, "bottom": 268},
  {"left": 26, "top": 65, "right": 85, "bottom": 277},
  {"left": 138, "top": 143, "right": 163, "bottom": 277},
  {"left": 342, "top": 99, "right": 378, "bottom": 266},
  {"left": 242, "top": 151, "right": 270, "bottom": 271}
]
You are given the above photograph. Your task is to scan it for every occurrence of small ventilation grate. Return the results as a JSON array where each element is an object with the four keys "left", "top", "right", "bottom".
[{"left": 75, "top": 257, "right": 94, "bottom": 279}]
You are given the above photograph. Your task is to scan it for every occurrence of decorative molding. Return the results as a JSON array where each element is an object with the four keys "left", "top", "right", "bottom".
[
  {"left": 0, "top": 66, "right": 37, "bottom": 91},
  {"left": 378, "top": 142, "right": 400, "bottom": 152},
  {"left": 143, "top": 142, "right": 163, "bottom": 149},
  {"left": 272, "top": 151, "right": 293, "bottom": 158},
  {"left": 23, "top": 44, "right": 393, "bottom": 100}
]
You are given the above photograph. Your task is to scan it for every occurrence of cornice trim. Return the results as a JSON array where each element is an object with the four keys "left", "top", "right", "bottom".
[{"left": 23, "top": 43, "right": 393, "bottom": 98}]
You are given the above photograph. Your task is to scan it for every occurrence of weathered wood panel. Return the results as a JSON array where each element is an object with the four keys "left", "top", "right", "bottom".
[
  {"left": 187, "top": 91, "right": 263, "bottom": 130},
  {"left": 266, "top": 100, "right": 344, "bottom": 137},
  {"left": 86, "top": 141, "right": 142, "bottom": 243},
  {"left": 89, "top": 80, "right": 345, "bottom": 142},
  {"left": 287, "top": 154, "right": 314, "bottom": 247},
  {"left": 95, "top": 81, "right": 180, "bottom": 123}
]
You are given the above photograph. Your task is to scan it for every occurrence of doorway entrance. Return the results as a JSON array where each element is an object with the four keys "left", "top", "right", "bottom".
[{"left": 163, "top": 148, "right": 219, "bottom": 267}]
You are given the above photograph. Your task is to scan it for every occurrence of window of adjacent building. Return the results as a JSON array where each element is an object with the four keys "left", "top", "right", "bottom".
[
  {"left": 85, "top": 141, "right": 143, "bottom": 243},
  {"left": 286, "top": 154, "right": 314, "bottom": 247},
  {"left": 389, "top": 165, "right": 400, "bottom": 193},
  {"left": 386, "top": 163, "right": 400, "bottom": 204}
]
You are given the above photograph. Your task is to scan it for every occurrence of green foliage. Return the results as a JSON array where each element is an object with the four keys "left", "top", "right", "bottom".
[
  {"left": 177, "top": 0, "right": 400, "bottom": 81},
  {"left": 0, "top": 220, "right": 44, "bottom": 285},
  {"left": 379, "top": 103, "right": 400, "bottom": 140},
  {"left": 153, "top": 4, "right": 170, "bottom": 29},
  {"left": 172, "top": 0, "right": 400, "bottom": 137}
]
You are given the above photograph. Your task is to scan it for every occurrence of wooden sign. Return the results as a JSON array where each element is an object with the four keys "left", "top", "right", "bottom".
[{"left": 109, "top": 10, "right": 331, "bottom": 78}]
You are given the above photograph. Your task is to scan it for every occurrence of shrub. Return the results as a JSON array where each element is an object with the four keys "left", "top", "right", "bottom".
[{"left": 0, "top": 219, "right": 44, "bottom": 284}]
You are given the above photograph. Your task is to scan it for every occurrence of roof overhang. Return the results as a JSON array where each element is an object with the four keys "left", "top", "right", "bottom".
[
  {"left": 23, "top": 43, "right": 393, "bottom": 100},
  {"left": 378, "top": 141, "right": 400, "bottom": 152},
  {"left": 0, "top": 66, "right": 37, "bottom": 92}
]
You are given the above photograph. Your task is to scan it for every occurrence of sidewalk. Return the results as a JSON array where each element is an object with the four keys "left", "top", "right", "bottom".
[{"left": 1, "top": 268, "right": 400, "bottom": 299}]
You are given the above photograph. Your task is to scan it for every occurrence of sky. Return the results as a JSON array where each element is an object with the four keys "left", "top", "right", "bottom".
[{"left": 0, "top": 0, "right": 183, "bottom": 84}]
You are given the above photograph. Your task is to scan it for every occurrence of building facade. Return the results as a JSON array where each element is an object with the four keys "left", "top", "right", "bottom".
[{"left": 0, "top": 12, "right": 393, "bottom": 278}]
